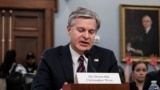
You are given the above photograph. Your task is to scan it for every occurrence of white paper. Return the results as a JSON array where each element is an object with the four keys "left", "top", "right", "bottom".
[{"left": 76, "top": 73, "right": 121, "bottom": 84}]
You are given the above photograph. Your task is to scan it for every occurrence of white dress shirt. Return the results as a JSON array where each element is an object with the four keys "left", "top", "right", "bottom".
[
  {"left": 145, "top": 27, "right": 151, "bottom": 34},
  {"left": 69, "top": 44, "right": 88, "bottom": 83}
]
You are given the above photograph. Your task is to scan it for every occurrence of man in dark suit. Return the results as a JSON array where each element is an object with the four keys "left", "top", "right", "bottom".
[
  {"left": 31, "top": 7, "right": 119, "bottom": 90},
  {"left": 127, "top": 15, "right": 159, "bottom": 56},
  {"left": 143, "top": 70, "right": 160, "bottom": 90}
]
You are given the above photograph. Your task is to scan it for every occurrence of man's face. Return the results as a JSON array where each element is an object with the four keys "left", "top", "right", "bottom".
[
  {"left": 27, "top": 58, "right": 35, "bottom": 65},
  {"left": 142, "top": 16, "right": 152, "bottom": 29},
  {"left": 67, "top": 18, "right": 97, "bottom": 55}
]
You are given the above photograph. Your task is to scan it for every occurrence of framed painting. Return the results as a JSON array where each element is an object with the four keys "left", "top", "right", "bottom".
[{"left": 120, "top": 4, "right": 160, "bottom": 62}]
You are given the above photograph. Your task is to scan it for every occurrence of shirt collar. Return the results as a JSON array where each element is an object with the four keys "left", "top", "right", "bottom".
[
  {"left": 69, "top": 44, "right": 88, "bottom": 65},
  {"left": 145, "top": 27, "right": 151, "bottom": 33}
]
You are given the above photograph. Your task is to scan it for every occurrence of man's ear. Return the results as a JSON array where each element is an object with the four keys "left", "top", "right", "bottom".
[
  {"left": 67, "top": 26, "right": 71, "bottom": 35},
  {"left": 67, "top": 26, "right": 71, "bottom": 32}
]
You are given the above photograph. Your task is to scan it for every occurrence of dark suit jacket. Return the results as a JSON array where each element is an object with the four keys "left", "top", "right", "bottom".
[
  {"left": 141, "top": 28, "right": 159, "bottom": 56},
  {"left": 143, "top": 70, "right": 160, "bottom": 90},
  {"left": 31, "top": 44, "right": 119, "bottom": 90},
  {"left": 130, "top": 27, "right": 159, "bottom": 56}
]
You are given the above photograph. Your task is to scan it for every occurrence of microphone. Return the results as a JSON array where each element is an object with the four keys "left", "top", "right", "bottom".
[{"left": 84, "top": 50, "right": 96, "bottom": 72}]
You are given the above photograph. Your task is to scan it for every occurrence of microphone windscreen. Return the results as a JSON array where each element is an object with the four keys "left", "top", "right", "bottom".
[{"left": 84, "top": 50, "right": 91, "bottom": 58}]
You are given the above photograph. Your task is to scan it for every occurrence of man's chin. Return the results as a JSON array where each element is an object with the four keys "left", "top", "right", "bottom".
[
  {"left": 77, "top": 48, "right": 89, "bottom": 53},
  {"left": 77, "top": 45, "right": 92, "bottom": 51},
  {"left": 81, "top": 47, "right": 91, "bottom": 51}
]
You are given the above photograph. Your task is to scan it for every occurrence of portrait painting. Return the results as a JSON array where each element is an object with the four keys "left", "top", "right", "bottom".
[{"left": 120, "top": 4, "right": 160, "bottom": 62}]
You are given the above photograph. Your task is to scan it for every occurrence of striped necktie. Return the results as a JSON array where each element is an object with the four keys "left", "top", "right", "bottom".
[{"left": 77, "top": 56, "right": 86, "bottom": 72}]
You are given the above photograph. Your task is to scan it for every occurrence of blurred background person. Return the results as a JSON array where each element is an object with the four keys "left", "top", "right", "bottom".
[
  {"left": 130, "top": 61, "right": 148, "bottom": 90},
  {"left": 143, "top": 69, "right": 160, "bottom": 90},
  {"left": 0, "top": 49, "right": 26, "bottom": 77},
  {"left": 142, "top": 54, "right": 160, "bottom": 90},
  {"left": 124, "top": 53, "right": 159, "bottom": 84},
  {"left": 124, "top": 53, "right": 135, "bottom": 83},
  {"left": 149, "top": 54, "right": 159, "bottom": 71},
  {"left": 124, "top": 53, "right": 148, "bottom": 90},
  {"left": 25, "top": 52, "right": 37, "bottom": 73},
  {"left": 24, "top": 52, "right": 37, "bottom": 90},
  {"left": 118, "top": 65, "right": 125, "bottom": 83},
  {"left": 0, "top": 49, "right": 26, "bottom": 90}
]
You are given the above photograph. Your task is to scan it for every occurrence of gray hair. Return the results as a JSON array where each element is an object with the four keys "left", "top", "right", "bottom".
[{"left": 68, "top": 7, "right": 100, "bottom": 30}]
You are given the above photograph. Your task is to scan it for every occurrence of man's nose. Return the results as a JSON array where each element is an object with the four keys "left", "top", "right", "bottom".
[{"left": 83, "top": 31, "right": 89, "bottom": 39}]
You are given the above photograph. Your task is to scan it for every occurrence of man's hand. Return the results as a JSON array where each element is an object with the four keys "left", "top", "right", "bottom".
[
  {"left": 60, "top": 82, "right": 68, "bottom": 90},
  {"left": 150, "top": 54, "right": 159, "bottom": 70},
  {"left": 125, "top": 53, "right": 132, "bottom": 65},
  {"left": 150, "top": 54, "right": 158, "bottom": 66},
  {"left": 135, "top": 49, "right": 143, "bottom": 56}
]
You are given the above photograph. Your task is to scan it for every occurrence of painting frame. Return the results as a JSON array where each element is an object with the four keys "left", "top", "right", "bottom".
[{"left": 120, "top": 4, "right": 160, "bottom": 62}]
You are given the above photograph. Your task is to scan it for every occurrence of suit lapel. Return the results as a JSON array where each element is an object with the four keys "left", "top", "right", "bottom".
[
  {"left": 59, "top": 44, "right": 74, "bottom": 83},
  {"left": 58, "top": 45, "right": 100, "bottom": 81},
  {"left": 87, "top": 46, "right": 99, "bottom": 72}
]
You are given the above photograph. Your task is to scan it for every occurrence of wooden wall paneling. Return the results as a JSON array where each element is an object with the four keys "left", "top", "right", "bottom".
[
  {"left": 12, "top": 10, "right": 44, "bottom": 65},
  {"left": 0, "top": 0, "right": 57, "bottom": 65}
]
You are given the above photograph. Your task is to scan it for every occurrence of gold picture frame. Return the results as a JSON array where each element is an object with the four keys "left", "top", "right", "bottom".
[{"left": 120, "top": 4, "right": 160, "bottom": 62}]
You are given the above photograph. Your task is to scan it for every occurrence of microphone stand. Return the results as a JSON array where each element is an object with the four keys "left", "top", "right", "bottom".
[{"left": 84, "top": 50, "right": 96, "bottom": 72}]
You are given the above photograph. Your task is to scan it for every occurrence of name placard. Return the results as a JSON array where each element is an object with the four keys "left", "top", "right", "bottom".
[{"left": 76, "top": 73, "right": 121, "bottom": 84}]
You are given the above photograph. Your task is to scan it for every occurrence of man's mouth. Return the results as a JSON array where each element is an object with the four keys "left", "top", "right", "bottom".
[{"left": 80, "top": 41, "right": 89, "bottom": 46}]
